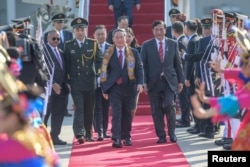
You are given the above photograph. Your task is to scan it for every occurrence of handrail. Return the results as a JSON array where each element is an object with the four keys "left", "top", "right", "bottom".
[{"left": 78, "top": 0, "right": 90, "bottom": 20}]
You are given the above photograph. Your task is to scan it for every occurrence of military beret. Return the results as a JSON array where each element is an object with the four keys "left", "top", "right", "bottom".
[
  {"left": 169, "top": 9, "right": 180, "bottom": 16},
  {"left": 201, "top": 18, "right": 212, "bottom": 27},
  {"left": 51, "top": 13, "right": 65, "bottom": 22},
  {"left": 71, "top": 17, "right": 88, "bottom": 28}
]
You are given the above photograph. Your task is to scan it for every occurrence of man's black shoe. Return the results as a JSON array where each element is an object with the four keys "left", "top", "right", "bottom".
[
  {"left": 64, "top": 113, "right": 72, "bottom": 117},
  {"left": 112, "top": 139, "right": 122, "bottom": 148},
  {"left": 169, "top": 134, "right": 177, "bottom": 143},
  {"left": 97, "top": 134, "right": 104, "bottom": 141},
  {"left": 176, "top": 123, "right": 190, "bottom": 128},
  {"left": 223, "top": 143, "right": 232, "bottom": 150},
  {"left": 123, "top": 138, "right": 132, "bottom": 146},
  {"left": 77, "top": 136, "right": 84, "bottom": 144},
  {"left": 53, "top": 139, "right": 67, "bottom": 145},
  {"left": 175, "top": 119, "right": 182, "bottom": 124},
  {"left": 215, "top": 138, "right": 233, "bottom": 146},
  {"left": 103, "top": 133, "right": 111, "bottom": 138},
  {"left": 198, "top": 132, "right": 214, "bottom": 139},
  {"left": 187, "top": 127, "right": 196, "bottom": 132},
  {"left": 156, "top": 137, "right": 166, "bottom": 144},
  {"left": 189, "top": 129, "right": 200, "bottom": 134},
  {"left": 85, "top": 137, "right": 95, "bottom": 142}
]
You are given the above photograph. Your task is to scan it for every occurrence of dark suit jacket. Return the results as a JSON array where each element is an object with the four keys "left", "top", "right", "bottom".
[
  {"left": 184, "top": 35, "right": 211, "bottom": 62},
  {"left": 184, "top": 34, "right": 200, "bottom": 81},
  {"left": 165, "top": 25, "right": 172, "bottom": 39},
  {"left": 177, "top": 34, "right": 188, "bottom": 52},
  {"left": 43, "top": 29, "right": 73, "bottom": 50},
  {"left": 177, "top": 34, "right": 188, "bottom": 67},
  {"left": 108, "top": 0, "right": 140, "bottom": 9},
  {"left": 45, "top": 44, "right": 67, "bottom": 95},
  {"left": 107, "top": 28, "right": 116, "bottom": 45},
  {"left": 101, "top": 46, "right": 143, "bottom": 96},
  {"left": 141, "top": 38, "right": 184, "bottom": 92}
]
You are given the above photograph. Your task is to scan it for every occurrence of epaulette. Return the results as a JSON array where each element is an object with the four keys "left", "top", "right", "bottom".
[
  {"left": 65, "top": 39, "right": 74, "bottom": 44},
  {"left": 87, "top": 38, "right": 98, "bottom": 43}
]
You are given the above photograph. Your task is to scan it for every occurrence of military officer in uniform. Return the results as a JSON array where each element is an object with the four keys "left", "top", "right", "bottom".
[{"left": 64, "top": 18, "right": 102, "bottom": 144}]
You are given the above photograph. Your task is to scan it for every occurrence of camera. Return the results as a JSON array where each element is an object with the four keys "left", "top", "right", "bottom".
[{"left": 0, "top": 16, "right": 48, "bottom": 86}]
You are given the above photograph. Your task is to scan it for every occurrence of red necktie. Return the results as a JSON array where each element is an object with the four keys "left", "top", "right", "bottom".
[
  {"left": 159, "top": 41, "right": 163, "bottom": 62},
  {"left": 116, "top": 50, "right": 123, "bottom": 85}
]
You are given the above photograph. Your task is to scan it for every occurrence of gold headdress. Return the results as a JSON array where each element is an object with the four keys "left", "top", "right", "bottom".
[
  {"left": 233, "top": 26, "right": 250, "bottom": 64},
  {"left": 0, "top": 45, "right": 19, "bottom": 102}
]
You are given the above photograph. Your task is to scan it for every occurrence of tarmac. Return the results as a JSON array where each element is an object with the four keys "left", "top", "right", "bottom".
[{"left": 50, "top": 95, "right": 225, "bottom": 167}]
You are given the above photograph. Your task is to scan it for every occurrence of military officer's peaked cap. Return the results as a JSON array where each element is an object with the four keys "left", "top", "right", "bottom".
[
  {"left": 71, "top": 17, "right": 88, "bottom": 28},
  {"left": 225, "top": 12, "right": 235, "bottom": 23},
  {"left": 52, "top": 13, "right": 66, "bottom": 22},
  {"left": 169, "top": 9, "right": 180, "bottom": 16},
  {"left": 201, "top": 18, "right": 212, "bottom": 27}
]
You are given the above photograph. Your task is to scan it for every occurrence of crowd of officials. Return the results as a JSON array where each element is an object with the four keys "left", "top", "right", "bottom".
[
  {"left": 0, "top": 3, "right": 250, "bottom": 167},
  {"left": 39, "top": 2, "right": 250, "bottom": 150}
]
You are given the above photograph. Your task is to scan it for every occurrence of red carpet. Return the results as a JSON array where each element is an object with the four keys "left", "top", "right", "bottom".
[{"left": 68, "top": 116, "right": 190, "bottom": 167}]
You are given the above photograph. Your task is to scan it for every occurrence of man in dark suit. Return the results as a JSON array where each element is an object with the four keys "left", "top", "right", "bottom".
[
  {"left": 141, "top": 20, "right": 184, "bottom": 144},
  {"left": 101, "top": 28, "right": 144, "bottom": 148},
  {"left": 107, "top": 16, "right": 129, "bottom": 45},
  {"left": 64, "top": 18, "right": 103, "bottom": 144},
  {"left": 165, "top": 9, "right": 180, "bottom": 39},
  {"left": 171, "top": 21, "right": 191, "bottom": 128},
  {"left": 43, "top": 29, "right": 68, "bottom": 145},
  {"left": 43, "top": 13, "right": 74, "bottom": 117},
  {"left": 108, "top": 0, "right": 141, "bottom": 27},
  {"left": 93, "top": 25, "right": 111, "bottom": 141},
  {"left": 181, "top": 20, "right": 201, "bottom": 135}
]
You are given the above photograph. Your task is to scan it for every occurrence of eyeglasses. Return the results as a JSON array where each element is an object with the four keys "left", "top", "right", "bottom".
[{"left": 52, "top": 37, "right": 60, "bottom": 41}]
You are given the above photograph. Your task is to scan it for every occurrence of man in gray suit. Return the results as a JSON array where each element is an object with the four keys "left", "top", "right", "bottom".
[{"left": 141, "top": 20, "right": 184, "bottom": 143}]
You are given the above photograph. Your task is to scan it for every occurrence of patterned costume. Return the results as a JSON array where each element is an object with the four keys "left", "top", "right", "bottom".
[{"left": 209, "top": 69, "right": 250, "bottom": 150}]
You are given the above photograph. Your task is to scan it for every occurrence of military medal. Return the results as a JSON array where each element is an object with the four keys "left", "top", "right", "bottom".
[{"left": 82, "top": 55, "right": 84, "bottom": 67}]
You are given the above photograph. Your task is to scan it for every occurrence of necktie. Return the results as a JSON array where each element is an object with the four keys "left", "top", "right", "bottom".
[
  {"left": 60, "top": 31, "right": 64, "bottom": 43},
  {"left": 116, "top": 50, "right": 123, "bottom": 85},
  {"left": 54, "top": 48, "right": 63, "bottom": 69},
  {"left": 118, "top": 50, "right": 123, "bottom": 67},
  {"left": 80, "top": 42, "right": 84, "bottom": 48},
  {"left": 100, "top": 44, "right": 104, "bottom": 54},
  {"left": 159, "top": 41, "right": 163, "bottom": 62}
]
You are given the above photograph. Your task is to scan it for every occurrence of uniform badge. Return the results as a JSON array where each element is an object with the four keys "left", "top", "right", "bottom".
[
  {"left": 77, "top": 19, "right": 82, "bottom": 23},
  {"left": 70, "top": 50, "right": 76, "bottom": 54},
  {"left": 87, "top": 49, "right": 93, "bottom": 52}
]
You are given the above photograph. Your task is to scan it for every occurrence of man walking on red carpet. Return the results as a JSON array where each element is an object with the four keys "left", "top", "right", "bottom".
[
  {"left": 100, "top": 28, "right": 144, "bottom": 148},
  {"left": 141, "top": 20, "right": 184, "bottom": 144}
]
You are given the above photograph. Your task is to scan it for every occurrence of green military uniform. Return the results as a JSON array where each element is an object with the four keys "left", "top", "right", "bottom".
[{"left": 64, "top": 17, "right": 102, "bottom": 142}]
